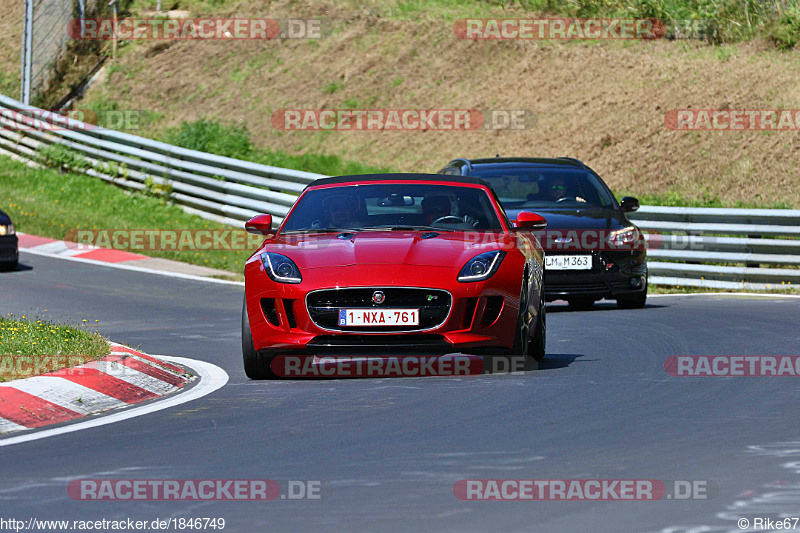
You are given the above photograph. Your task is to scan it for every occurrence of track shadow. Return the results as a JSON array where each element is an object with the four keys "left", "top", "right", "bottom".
[
  {"left": 483, "top": 352, "right": 589, "bottom": 373},
  {"left": 0, "top": 262, "right": 32, "bottom": 273},
  {"left": 537, "top": 353, "right": 590, "bottom": 370},
  {"left": 545, "top": 301, "right": 666, "bottom": 313},
  {"left": 260, "top": 352, "right": 590, "bottom": 380}
]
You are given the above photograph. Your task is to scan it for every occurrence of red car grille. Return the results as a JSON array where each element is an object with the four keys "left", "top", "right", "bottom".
[{"left": 306, "top": 288, "right": 451, "bottom": 332}]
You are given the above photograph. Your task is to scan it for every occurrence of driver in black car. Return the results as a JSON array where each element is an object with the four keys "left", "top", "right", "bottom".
[{"left": 546, "top": 177, "right": 586, "bottom": 204}]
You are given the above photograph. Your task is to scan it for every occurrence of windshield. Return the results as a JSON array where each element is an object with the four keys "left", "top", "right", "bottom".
[
  {"left": 281, "top": 183, "right": 504, "bottom": 233},
  {"left": 469, "top": 168, "right": 616, "bottom": 209}
]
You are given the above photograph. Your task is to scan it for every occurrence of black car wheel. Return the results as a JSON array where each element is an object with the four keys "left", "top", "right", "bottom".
[
  {"left": 530, "top": 292, "right": 546, "bottom": 362},
  {"left": 568, "top": 297, "right": 595, "bottom": 310},
  {"left": 617, "top": 289, "right": 647, "bottom": 309},
  {"left": 512, "top": 280, "right": 530, "bottom": 359},
  {"left": 0, "top": 259, "right": 17, "bottom": 272},
  {"left": 242, "top": 296, "right": 276, "bottom": 379}
]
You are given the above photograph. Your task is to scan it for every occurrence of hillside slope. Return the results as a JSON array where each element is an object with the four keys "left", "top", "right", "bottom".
[{"left": 32, "top": 0, "right": 800, "bottom": 206}]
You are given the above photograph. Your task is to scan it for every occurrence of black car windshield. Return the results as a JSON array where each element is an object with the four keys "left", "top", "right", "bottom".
[
  {"left": 281, "top": 183, "right": 504, "bottom": 233},
  {"left": 469, "top": 168, "right": 616, "bottom": 209}
]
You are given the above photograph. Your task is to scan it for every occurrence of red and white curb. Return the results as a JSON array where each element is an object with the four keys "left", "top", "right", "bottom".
[
  {"left": 0, "top": 343, "right": 195, "bottom": 437},
  {"left": 17, "top": 233, "right": 148, "bottom": 264}
]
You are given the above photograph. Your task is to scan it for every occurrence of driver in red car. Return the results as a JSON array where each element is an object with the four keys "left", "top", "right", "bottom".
[
  {"left": 421, "top": 195, "right": 452, "bottom": 225},
  {"left": 422, "top": 194, "right": 480, "bottom": 227},
  {"left": 313, "top": 195, "right": 359, "bottom": 229}
]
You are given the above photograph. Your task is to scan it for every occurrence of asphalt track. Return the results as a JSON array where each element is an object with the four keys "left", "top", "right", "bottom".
[{"left": 1, "top": 251, "right": 800, "bottom": 533}]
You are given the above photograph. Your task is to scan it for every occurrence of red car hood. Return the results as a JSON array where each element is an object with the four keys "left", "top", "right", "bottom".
[{"left": 262, "top": 231, "right": 515, "bottom": 269}]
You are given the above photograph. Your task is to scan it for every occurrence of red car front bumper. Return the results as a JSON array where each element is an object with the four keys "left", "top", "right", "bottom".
[{"left": 244, "top": 258, "right": 526, "bottom": 355}]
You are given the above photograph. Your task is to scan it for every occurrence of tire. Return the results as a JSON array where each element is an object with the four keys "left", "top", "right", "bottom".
[
  {"left": 512, "top": 278, "right": 530, "bottom": 359},
  {"left": 617, "top": 290, "right": 647, "bottom": 309},
  {"left": 530, "top": 292, "right": 546, "bottom": 362},
  {"left": 568, "top": 297, "right": 595, "bottom": 310},
  {"left": 242, "top": 297, "right": 276, "bottom": 379},
  {"left": 0, "top": 259, "right": 17, "bottom": 272}
]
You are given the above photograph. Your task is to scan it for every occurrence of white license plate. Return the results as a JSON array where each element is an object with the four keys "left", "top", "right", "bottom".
[
  {"left": 545, "top": 254, "right": 592, "bottom": 270},
  {"left": 339, "top": 309, "right": 420, "bottom": 327}
]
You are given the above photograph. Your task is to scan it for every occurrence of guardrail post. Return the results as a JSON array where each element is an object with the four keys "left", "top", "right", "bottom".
[{"left": 746, "top": 234, "right": 761, "bottom": 268}]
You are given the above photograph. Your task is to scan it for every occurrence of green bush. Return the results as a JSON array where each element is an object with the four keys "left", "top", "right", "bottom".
[
  {"left": 768, "top": 5, "right": 800, "bottom": 49},
  {"left": 518, "top": 0, "right": 799, "bottom": 44},
  {"left": 166, "top": 118, "right": 253, "bottom": 159},
  {"left": 39, "top": 145, "right": 92, "bottom": 172},
  {"left": 165, "top": 119, "right": 391, "bottom": 177}
]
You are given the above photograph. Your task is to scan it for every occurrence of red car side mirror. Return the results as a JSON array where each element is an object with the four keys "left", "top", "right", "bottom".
[
  {"left": 514, "top": 211, "right": 547, "bottom": 230},
  {"left": 245, "top": 214, "right": 274, "bottom": 235}
]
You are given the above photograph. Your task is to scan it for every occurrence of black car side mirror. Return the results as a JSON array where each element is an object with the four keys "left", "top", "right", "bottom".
[{"left": 620, "top": 197, "right": 640, "bottom": 212}]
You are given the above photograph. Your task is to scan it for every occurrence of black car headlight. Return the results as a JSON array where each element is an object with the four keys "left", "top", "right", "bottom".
[
  {"left": 0, "top": 224, "right": 14, "bottom": 236},
  {"left": 607, "top": 226, "right": 642, "bottom": 249},
  {"left": 458, "top": 251, "right": 505, "bottom": 282},
  {"left": 261, "top": 252, "right": 302, "bottom": 284}
]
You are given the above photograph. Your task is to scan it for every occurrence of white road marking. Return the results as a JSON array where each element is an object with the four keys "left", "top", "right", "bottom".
[
  {"left": 0, "top": 356, "right": 229, "bottom": 447},
  {"left": 647, "top": 292, "right": 800, "bottom": 299},
  {"left": 19, "top": 248, "right": 244, "bottom": 286}
]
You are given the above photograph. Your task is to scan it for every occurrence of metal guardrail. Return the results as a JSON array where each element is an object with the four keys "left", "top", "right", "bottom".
[
  {"left": 0, "top": 93, "right": 797, "bottom": 290},
  {"left": 0, "top": 93, "right": 324, "bottom": 226},
  {"left": 629, "top": 206, "right": 800, "bottom": 290}
]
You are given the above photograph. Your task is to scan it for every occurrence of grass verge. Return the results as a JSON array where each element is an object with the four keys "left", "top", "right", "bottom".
[
  {"left": 0, "top": 154, "right": 255, "bottom": 273},
  {"left": 0, "top": 315, "right": 109, "bottom": 382},
  {"left": 648, "top": 284, "right": 800, "bottom": 294},
  {"left": 620, "top": 190, "right": 796, "bottom": 209}
]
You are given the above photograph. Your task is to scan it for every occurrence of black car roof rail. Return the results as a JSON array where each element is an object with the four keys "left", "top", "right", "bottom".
[
  {"left": 556, "top": 157, "right": 586, "bottom": 167},
  {"left": 452, "top": 158, "right": 473, "bottom": 173}
]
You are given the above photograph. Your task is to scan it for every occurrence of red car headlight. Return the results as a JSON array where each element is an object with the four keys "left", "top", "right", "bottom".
[
  {"left": 261, "top": 252, "right": 302, "bottom": 284},
  {"left": 457, "top": 251, "right": 505, "bottom": 282}
]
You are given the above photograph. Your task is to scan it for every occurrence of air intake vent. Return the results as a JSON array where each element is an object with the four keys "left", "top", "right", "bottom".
[
  {"left": 261, "top": 298, "right": 279, "bottom": 326},
  {"left": 283, "top": 299, "right": 297, "bottom": 329},
  {"left": 462, "top": 298, "right": 478, "bottom": 329},
  {"left": 482, "top": 296, "right": 504, "bottom": 326}
]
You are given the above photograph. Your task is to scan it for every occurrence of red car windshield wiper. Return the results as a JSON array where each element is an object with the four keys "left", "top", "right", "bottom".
[{"left": 357, "top": 225, "right": 456, "bottom": 232}]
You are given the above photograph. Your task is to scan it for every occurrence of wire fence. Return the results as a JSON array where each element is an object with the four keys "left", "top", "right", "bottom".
[{"left": 20, "top": 0, "right": 102, "bottom": 104}]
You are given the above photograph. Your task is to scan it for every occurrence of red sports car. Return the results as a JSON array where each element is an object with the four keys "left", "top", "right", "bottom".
[{"left": 241, "top": 174, "right": 547, "bottom": 379}]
